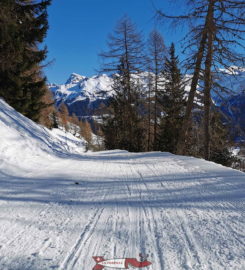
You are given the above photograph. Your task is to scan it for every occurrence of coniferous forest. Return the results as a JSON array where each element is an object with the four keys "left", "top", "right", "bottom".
[
  {"left": 0, "top": 2, "right": 245, "bottom": 269},
  {"left": 0, "top": 0, "right": 51, "bottom": 121}
]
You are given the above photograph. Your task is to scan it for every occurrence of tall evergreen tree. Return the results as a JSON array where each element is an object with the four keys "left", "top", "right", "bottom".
[
  {"left": 209, "top": 108, "right": 234, "bottom": 166},
  {"left": 147, "top": 30, "right": 165, "bottom": 151},
  {"left": 0, "top": 0, "right": 51, "bottom": 122},
  {"left": 100, "top": 16, "right": 146, "bottom": 152},
  {"left": 0, "top": 0, "right": 20, "bottom": 71},
  {"left": 158, "top": 43, "right": 186, "bottom": 153}
]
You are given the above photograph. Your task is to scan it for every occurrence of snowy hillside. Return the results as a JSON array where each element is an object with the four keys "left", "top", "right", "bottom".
[
  {"left": 0, "top": 99, "right": 86, "bottom": 175},
  {"left": 0, "top": 99, "right": 244, "bottom": 269}
]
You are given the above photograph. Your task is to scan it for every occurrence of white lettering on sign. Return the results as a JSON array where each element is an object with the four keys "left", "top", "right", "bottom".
[{"left": 98, "top": 259, "right": 126, "bottom": 269}]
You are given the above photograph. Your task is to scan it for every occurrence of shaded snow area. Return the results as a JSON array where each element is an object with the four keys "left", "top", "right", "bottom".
[{"left": 0, "top": 99, "right": 244, "bottom": 270}]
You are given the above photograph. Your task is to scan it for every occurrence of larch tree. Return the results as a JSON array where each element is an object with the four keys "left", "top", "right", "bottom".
[
  {"left": 79, "top": 120, "right": 92, "bottom": 146},
  {"left": 58, "top": 103, "right": 69, "bottom": 131},
  {"left": 157, "top": 0, "right": 245, "bottom": 159},
  {"left": 100, "top": 16, "right": 146, "bottom": 152},
  {"left": 38, "top": 86, "right": 55, "bottom": 129},
  {"left": 147, "top": 30, "right": 165, "bottom": 150}
]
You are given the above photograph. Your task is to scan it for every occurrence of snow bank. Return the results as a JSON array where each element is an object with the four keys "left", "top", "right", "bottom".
[{"left": 0, "top": 99, "right": 86, "bottom": 175}]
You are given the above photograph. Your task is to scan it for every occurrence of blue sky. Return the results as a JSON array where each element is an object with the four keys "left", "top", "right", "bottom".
[{"left": 44, "top": 0, "right": 185, "bottom": 84}]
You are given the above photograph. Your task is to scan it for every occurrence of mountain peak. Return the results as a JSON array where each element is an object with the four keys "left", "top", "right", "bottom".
[{"left": 65, "top": 73, "right": 87, "bottom": 85}]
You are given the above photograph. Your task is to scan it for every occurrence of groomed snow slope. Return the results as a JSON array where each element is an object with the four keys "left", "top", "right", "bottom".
[{"left": 0, "top": 99, "right": 244, "bottom": 270}]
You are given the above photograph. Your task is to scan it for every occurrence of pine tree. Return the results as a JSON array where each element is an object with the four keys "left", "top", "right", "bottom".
[
  {"left": 0, "top": 0, "right": 51, "bottom": 122},
  {"left": 158, "top": 43, "right": 186, "bottom": 153},
  {"left": 209, "top": 108, "right": 234, "bottom": 166},
  {"left": 100, "top": 16, "right": 146, "bottom": 152},
  {"left": 0, "top": 0, "right": 21, "bottom": 72},
  {"left": 51, "top": 111, "right": 59, "bottom": 129}
]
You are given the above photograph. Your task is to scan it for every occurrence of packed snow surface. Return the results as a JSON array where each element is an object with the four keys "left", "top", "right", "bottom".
[{"left": 0, "top": 99, "right": 244, "bottom": 270}]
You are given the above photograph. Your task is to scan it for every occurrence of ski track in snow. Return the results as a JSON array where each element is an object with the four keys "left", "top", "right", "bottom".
[
  {"left": 0, "top": 98, "right": 244, "bottom": 270},
  {"left": 0, "top": 150, "right": 244, "bottom": 270}
]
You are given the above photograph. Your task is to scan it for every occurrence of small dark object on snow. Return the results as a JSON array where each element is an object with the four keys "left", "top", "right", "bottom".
[{"left": 75, "top": 182, "right": 79, "bottom": 185}]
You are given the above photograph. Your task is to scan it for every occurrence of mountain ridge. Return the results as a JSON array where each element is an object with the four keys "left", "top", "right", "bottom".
[{"left": 48, "top": 69, "right": 245, "bottom": 139}]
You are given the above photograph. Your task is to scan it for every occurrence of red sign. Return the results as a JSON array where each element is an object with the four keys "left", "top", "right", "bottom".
[{"left": 92, "top": 254, "right": 152, "bottom": 269}]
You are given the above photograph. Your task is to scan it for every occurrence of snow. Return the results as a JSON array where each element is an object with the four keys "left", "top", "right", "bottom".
[
  {"left": 49, "top": 68, "right": 245, "bottom": 109},
  {"left": 231, "top": 147, "right": 241, "bottom": 156},
  {"left": 0, "top": 99, "right": 245, "bottom": 270},
  {"left": 49, "top": 73, "right": 114, "bottom": 106},
  {"left": 0, "top": 99, "right": 86, "bottom": 175}
]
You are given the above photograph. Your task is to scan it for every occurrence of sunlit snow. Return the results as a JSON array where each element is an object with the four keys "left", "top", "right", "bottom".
[{"left": 0, "top": 99, "right": 244, "bottom": 270}]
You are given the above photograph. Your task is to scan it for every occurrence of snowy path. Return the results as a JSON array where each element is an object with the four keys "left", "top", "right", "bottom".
[{"left": 0, "top": 150, "right": 244, "bottom": 270}]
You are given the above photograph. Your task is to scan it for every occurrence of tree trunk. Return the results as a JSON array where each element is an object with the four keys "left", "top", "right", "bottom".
[
  {"left": 153, "top": 72, "right": 158, "bottom": 150},
  {"left": 203, "top": 0, "right": 215, "bottom": 160},
  {"left": 176, "top": 0, "right": 214, "bottom": 155},
  {"left": 147, "top": 75, "right": 152, "bottom": 151}
]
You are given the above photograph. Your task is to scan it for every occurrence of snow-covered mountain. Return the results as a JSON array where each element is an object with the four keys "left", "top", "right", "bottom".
[
  {"left": 220, "top": 92, "right": 245, "bottom": 142},
  {"left": 49, "top": 73, "right": 113, "bottom": 118},
  {"left": 49, "top": 69, "right": 245, "bottom": 139},
  {"left": 211, "top": 67, "right": 245, "bottom": 141},
  {"left": 49, "top": 68, "right": 245, "bottom": 114},
  {"left": 218, "top": 67, "right": 245, "bottom": 97}
]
